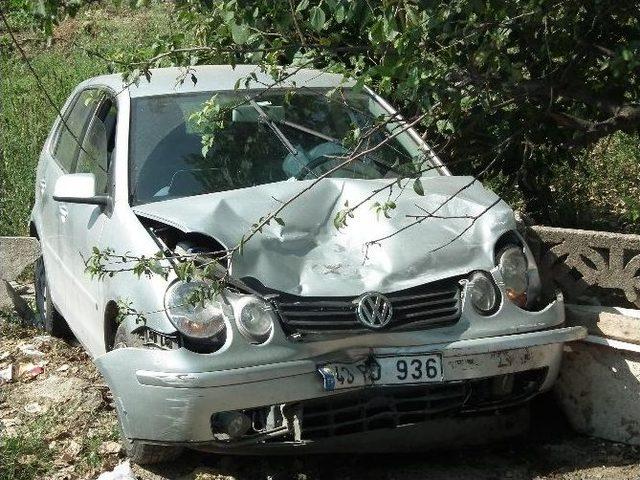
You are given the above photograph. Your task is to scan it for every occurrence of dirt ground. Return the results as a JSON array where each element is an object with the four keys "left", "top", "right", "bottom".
[{"left": 1, "top": 315, "right": 639, "bottom": 480}]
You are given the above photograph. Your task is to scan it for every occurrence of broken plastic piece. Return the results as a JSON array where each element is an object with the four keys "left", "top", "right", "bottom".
[{"left": 318, "top": 366, "right": 336, "bottom": 391}]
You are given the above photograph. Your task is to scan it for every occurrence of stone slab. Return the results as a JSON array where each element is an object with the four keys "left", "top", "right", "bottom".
[
  {"left": 555, "top": 341, "right": 640, "bottom": 445},
  {"left": 0, "top": 236, "right": 40, "bottom": 310},
  {"left": 566, "top": 304, "right": 640, "bottom": 345}
]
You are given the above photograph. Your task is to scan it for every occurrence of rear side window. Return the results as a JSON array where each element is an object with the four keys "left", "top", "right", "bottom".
[
  {"left": 75, "top": 96, "right": 118, "bottom": 195},
  {"left": 53, "top": 89, "right": 100, "bottom": 172}
]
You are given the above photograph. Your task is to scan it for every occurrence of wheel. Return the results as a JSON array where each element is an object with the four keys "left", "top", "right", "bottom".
[
  {"left": 113, "top": 323, "right": 184, "bottom": 465},
  {"left": 34, "top": 256, "right": 71, "bottom": 338}
]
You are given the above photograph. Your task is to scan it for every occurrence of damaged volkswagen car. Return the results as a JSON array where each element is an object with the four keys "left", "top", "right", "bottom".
[{"left": 31, "top": 65, "right": 586, "bottom": 464}]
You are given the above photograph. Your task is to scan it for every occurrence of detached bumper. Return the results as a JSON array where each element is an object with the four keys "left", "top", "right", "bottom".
[{"left": 95, "top": 325, "right": 585, "bottom": 444}]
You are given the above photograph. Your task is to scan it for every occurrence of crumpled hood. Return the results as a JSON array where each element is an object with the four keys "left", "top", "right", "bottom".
[{"left": 133, "top": 176, "right": 516, "bottom": 296}]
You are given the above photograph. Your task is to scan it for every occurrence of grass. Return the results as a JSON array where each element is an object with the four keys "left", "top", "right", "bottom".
[
  {"left": 0, "top": 3, "right": 172, "bottom": 236},
  {"left": 0, "top": 401, "right": 119, "bottom": 480},
  {"left": 0, "top": 416, "right": 57, "bottom": 480},
  {"left": 487, "top": 132, "right": 640, "bottom": 235},
  {"left": 0, "top": 313, "right": 120, "bottom": 480}
]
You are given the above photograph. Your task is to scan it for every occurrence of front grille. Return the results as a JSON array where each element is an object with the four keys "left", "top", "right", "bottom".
[
  {"left": 300, "top": 383, "right": 467, "bottom": 439},
  {"left": 274, "top": 278, "right": 462, "bottom": 334},
  {"left": 299, "top": 369, "right": 547, "bottom": 440}
]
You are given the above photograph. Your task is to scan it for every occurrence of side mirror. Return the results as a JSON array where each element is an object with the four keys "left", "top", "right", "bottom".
[{"left": 52, "top": 173, "right": 109, "bottom": 206}]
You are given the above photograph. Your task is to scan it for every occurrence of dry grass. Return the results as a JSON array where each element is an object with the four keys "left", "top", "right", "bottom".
[{"left": 0, "top": 314, "right": 120, "bottom": 480}]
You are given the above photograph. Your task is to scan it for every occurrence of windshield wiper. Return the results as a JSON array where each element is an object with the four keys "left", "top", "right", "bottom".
[
  {"left": 247, "top": 98, "right": 298, "bottom": 155},
  {"left": 276, "top": 119, "right": 340, "bottom": 143}
]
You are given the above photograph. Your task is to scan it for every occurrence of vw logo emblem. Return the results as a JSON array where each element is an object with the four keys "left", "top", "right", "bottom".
[{"left": 356, "top": 292, "right": 393, "bottom": 329}]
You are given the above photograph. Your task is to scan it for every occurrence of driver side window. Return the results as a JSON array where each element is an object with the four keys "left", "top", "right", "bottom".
[{"left": 74, "top": 94, "right": 117, "bottom": 195}]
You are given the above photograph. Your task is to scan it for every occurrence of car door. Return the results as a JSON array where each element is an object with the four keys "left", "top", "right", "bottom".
[
  {"left": 42, "top": 89, "right": 99, "bottom": 317},
  {"left": 60, "top": 91, "right": 118, "bottom": 353}
]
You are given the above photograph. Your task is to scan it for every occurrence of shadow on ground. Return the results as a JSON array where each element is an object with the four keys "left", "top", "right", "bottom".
[{"left": 134, "top": 394, "right": 640, "bottom": 480}]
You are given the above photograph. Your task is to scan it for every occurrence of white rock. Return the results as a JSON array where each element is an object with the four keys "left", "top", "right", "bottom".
[
  {"left": 24, "top": 402, "right": 44, "bottom": 414},
  {"left": 0, "top": 364, "right": 13, "bottom": 383},
  {"left": 96, "top": 461, "right": 135, "bottom": 480},
  {"left": 18, "top": 344, "right": 45, "bottom": 357},
  {"left": 99, "top": 440, "right": 122, "bottom": 455}
]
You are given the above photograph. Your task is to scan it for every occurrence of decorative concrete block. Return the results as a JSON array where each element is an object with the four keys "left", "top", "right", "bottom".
[{"left": 526, "top": 226, "right": 640, "bottom": 308}]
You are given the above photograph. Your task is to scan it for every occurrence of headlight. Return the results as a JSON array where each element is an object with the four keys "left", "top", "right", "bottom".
[
  {"left": 164, "top": 281, "right": 226, "bottom": 339},
  {"left": 468, "top": 271, "right": 499, "bottom": 314},
  {"left": 234, "top": 296, "right": 274, "bottom": 344},
  {"left": 497, "top": 245, "right": 529, "bottom": 307}
]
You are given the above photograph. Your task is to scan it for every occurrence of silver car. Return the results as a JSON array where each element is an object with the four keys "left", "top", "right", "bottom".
[{"left": 30, "top": 65, "right": 586, "bottom": 464}]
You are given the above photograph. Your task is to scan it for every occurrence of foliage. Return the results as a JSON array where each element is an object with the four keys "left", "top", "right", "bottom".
[
  {"left": 1, "top": 1, "right": 639, "bottom": 238},
  {"left": 544, "top": 132, "right": 640, "bottom": 233},
  {"left": 107, "top": 0, "right": 640, "bottom": 224}
]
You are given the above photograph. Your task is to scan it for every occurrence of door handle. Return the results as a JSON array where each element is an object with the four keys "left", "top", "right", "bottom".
[
  {"left": 39, "top": 179, "right": 46, "bottom": 196},
  {"left": 58, "top": 205, "right": 69, "bottom": 222}
]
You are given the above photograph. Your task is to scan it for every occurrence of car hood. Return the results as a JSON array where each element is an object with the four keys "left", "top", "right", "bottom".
[{"left": 133, "top": 176, "right": 516, "bottom": 297}]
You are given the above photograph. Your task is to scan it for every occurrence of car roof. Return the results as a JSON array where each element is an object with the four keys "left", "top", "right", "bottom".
[{"left": 82, "top": 65, "right": 354, "bottom": 99}]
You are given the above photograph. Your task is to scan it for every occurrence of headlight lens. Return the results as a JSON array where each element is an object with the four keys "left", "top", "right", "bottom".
[
  {"left": 235, "top": 296, "right": 274, "bottom": 343},
  {"left": 468, "top": 271, "right": 498, "bottom": 314},
  {"left": 497, "top": 246, "right": 529, "bottom": 307},
  {"left": 164, "top": 281, "right": 226, "bottom": 339}
]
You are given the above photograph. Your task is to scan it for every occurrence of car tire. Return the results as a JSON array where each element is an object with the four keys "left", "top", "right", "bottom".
[
  {"left": 113, "top": 323, "right": 185, "bottom": 465},
  {"left": 34, "top": 256, "right": 71, "bottom": 338}
]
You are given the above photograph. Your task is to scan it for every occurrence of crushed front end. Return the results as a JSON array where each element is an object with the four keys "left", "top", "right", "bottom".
[
  {"left": 95, "top": 271, "right": 585, "bottom": 452},
  {"left": 100, "top": 178, "right": 587, "bottom": 451}
]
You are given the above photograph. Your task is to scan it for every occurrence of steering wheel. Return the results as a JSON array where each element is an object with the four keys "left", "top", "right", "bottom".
[{"left": 295, "top": 142, "right": 348, "bottom": 180}]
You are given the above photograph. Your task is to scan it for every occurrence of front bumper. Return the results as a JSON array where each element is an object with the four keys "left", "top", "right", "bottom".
[{"left": 95, "top": 324, "right": 586, "bottom": 446}]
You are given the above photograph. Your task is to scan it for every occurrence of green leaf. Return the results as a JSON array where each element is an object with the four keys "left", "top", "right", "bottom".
[
  {"left": 333, "top": 210, "right": 349, "bottom": 230},
  {"left": 309, "top": 6, "right": 326, "bottom": 32},
  {"left": 369, "top": 19, "right": 385, "bottom": 43},
  {"left": 221, "top": 10, "right": 235, "bottom": 24},
  {"left": 335, "top": 5, "right": 345, "bottom": 23},
  {"left": 296, "top": 0, "right": 309, "bottom": 12},
  {"left": 148, "top": 260, "right": 165, "bottom": 276},
  {"left": 230, "top": 22, "right": 250, "bottom": 45},
  {"left": 436, "top": 119, "right": 454, "bottom": 134},
  {"left": 413, "top": 178, "right": 425, "bottom": 196},
  {"left": 274, "top": 216, "right": 285, "bottom": 226}
]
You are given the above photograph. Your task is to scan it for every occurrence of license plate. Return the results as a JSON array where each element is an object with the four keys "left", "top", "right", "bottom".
[{"left": 319, "top": 354, "right": 443, "bottom": 391}]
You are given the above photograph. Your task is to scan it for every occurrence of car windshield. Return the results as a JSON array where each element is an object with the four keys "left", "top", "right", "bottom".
[{"left": 129, "top": 88, "right": 439, "bottom": 205}]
